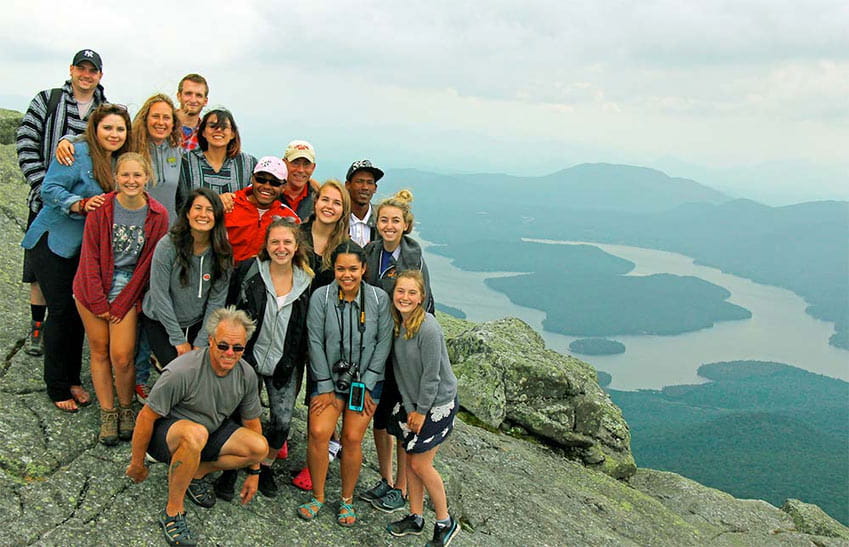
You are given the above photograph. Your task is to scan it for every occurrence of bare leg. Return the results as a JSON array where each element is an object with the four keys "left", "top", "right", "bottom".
[
  {"left": 408, "top": 447, "right": 449, "bottom": 520},
  {"left": 339, "top": 407, "right": 374, "bottom": 500},
  {"left": 30, "top": 282, "right": 46, "bottom": 306},
  {"left": 164, "top": 421, "right": 208, "bottom": 516},
  {"left": 194, "top": 427, "right": 268, "bottom": 477},
  {"left": 307, "top": 399, "right": 344, "bottom": 503},
  {"left": 77, "top": 302, "right": 114, "bottom": 409},
  {"left": 108, "top": 308, "right": 137, "bottom": 407},
  {"left": 395, "top": 438, "right": 408, "bottom": 495},
  {"left": 374, "top": 428, "right": 394, "bottom": 483}
]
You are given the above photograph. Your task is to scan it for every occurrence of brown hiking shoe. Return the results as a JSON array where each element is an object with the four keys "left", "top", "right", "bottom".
[
  {"left": 100, "top": 408, "right": 119, "bottom": 446},
  {"left": 118, "top": 405, "right": 135, "bottom": 441}
]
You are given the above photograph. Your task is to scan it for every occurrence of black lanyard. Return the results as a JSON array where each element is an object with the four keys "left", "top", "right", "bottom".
[{"left": 335, "top": 286, "right": 366, "bottom": 378}]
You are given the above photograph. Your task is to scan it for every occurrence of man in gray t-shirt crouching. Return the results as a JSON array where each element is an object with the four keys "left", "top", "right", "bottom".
[{"left": 126, "top": 306, "right": 267, "bottom": 546}]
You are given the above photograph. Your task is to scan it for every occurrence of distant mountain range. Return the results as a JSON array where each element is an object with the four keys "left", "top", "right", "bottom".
[{"left": 381, "top": 163, "right": 849, "bottom": 349}]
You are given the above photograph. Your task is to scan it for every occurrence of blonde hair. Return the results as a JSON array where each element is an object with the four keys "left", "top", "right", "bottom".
[
  {"left": 114, "top": 152, "right": 152, "bottom": 191},
  {"left": 376, "top": 189, "right": 415, "bottom": 235},
  {"left": 391, "top": 270, "right": 427, "bottom": 339},
  {"left": 313, "top": 179, "right": 352, "bottom": 271},
  {"left": 131, "top": 94, "right": 181, "bottom": 186}
]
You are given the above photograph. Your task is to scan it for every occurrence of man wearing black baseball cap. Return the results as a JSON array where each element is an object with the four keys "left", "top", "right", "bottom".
[
  {"left": 15, "top": 49, "right": 107, "bottom": 369},
  {"left": 345, "top": 160, "right": 384, "bottom": 247}
]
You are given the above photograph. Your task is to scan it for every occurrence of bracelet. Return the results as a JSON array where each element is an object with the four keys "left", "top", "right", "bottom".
[
  {"left": 245, "top": 467, "right": 261, "bottom": 475},
  {"left": 77, "top": 198, "right": 88, "bottom": 214}
]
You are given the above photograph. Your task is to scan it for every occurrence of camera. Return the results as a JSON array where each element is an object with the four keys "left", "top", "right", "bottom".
[{"left": 333, "top": 360, "right": 356, "bottom": 392}]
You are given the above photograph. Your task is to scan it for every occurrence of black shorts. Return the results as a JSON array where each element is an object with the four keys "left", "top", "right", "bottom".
[
  {"left": 147, "top": 417, "right": 241, "bottom": 463},
  {"left": 21, "top": 209, "right": 39, "bottom": 283},
  {"left": 373, "top": 371, "right": 402, "bottom": 433}
]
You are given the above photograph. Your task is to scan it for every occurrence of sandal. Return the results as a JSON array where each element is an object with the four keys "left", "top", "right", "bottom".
[
  {"left": 186, "top": 478, "right": 216, "bottom": 508},
  {"left": 159, "top": 509, "right": 197, "bottom": 546},
  {"left": 292, "top": 466, "right": 312, "bottom": 491},
  {"left": 297, "top": 497, "right": 324, "bottom": 521},
  {"left": 70, "top": 385, "right": 92, "bottom": 407},
  {"left": 53, "top": 399, "right": 79, "bottom": 413},
  {"left": 337, "top": 498, "right": 357, "bottom": 527}
]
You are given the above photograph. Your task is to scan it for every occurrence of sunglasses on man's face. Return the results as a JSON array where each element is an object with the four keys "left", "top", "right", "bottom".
[
  {"left": 254, "top": 175, "right": 284, "bottom": 187},
  {"left": 214, "top": 341, "right": 245, "bottom": 353}
]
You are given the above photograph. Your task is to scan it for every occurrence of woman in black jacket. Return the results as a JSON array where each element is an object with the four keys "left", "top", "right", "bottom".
[{"left": 216, "top": 218, "right": 314, "bottom": 499}]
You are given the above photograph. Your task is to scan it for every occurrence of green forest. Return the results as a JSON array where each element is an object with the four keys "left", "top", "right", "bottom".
[{"left": 608, "top": 361, "right": 849, "bottom": 524}]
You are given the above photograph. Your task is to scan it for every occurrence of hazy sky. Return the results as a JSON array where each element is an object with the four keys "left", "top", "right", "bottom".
[{"left": 3, "top": 1, "right": 847, "bottom": 204}]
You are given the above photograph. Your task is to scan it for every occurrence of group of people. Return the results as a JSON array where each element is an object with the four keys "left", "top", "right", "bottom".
[{"left": 16, "top": 49, "right": 460, "bottom": 546}]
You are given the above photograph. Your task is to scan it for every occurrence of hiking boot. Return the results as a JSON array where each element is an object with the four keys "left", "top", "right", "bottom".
[
  {"left": 25, "top": 320, "right": 44, "bottom": 357},
  {"left": 258, "top": 465, "right": 278, "bottom": 498},
  {"left": 159, "top": 509, "right": 196, "bottom": 546},
  {"left": 99, "top": 408, "right": 119, "bottom": 446},
  {"left": 214, "top": 470, "right": 237, "bottom": 501},
  {"left": 426, "top": 516, "right": 459, "bottom": 546},
  {"left": 371, "top": 488, "right": 406, "bottom": 513},
  {"left": 118, "top": 405, "right": 135, "bottom": 441},
  {"left": 359, "top": 477, "right": 391, "bottom": 502},
  {"left": 134, "top": 383, "right": 150, "bottom": 404},
  {"left": 386, "top": 513, "right": 424, "bottom": 537}
]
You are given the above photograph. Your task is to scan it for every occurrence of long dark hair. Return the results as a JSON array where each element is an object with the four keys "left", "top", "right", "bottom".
[
  {"left": 258, "top": 217, "right": 315, "bottom": 278},
  {"left": 197, "top": 108, "right": 241, "bottom": 158},
  {"left": 170, "top": 187, "right": 233, "bottom": 286},
  {"left": 84, "top": 104, "right": 133, "bottom": 192}
]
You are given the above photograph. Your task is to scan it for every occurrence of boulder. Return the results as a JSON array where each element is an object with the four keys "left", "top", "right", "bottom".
[{"left": 446, "top": 316, "right": 636, "bottom": 479}]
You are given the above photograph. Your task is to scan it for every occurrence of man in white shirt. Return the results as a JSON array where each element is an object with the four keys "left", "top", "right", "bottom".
[{"left": 345, "top": 159, "right": 384, "bottom": 247}]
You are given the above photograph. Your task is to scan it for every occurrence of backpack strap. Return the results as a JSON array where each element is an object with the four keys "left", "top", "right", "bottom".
[{"left": 45, "top": 88, "right": 62, "bottom": 117}]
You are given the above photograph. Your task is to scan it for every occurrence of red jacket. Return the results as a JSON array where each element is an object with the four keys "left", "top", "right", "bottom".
[
  {"left": 73, "top": 192, "right": 169, "bottom": 319},
  {"left": 225, "top": 187, "right": 299, "bottom": 263}
]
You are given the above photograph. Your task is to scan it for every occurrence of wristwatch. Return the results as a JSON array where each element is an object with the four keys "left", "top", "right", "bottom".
[{"left": 245, "top": 467, "right": 261, "bottom": 475}]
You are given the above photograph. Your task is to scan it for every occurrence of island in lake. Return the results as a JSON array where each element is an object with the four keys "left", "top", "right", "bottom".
[{"left": 569, "top": 338, "right": 626, "bottom": 355}]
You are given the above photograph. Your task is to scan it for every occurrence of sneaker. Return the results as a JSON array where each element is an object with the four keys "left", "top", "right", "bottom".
[
  {"left": 386, "top": 514, "right": 424, "bottom": 537},
  {"left": 159, "top": 510, "right": 197, "bottom": 546},
  {"left": 25, "top": 320, "right": 44, "bottom": 357},
  {"left": 186, "top": 478, "right": 216, "bottom": 508},
  {"left": 99, "top": 408, "right": 119, "bottom": 446},
  {"left": 134, "top": 383, "right": 150, "bottom": 404},
  {"left": 426, "top": 517, "right": 459, "bottom": 547},
  {"left": 118, "top": 405, "right": 135, "bottom": 441},
  {"left": 214, "top": 470, "right": 237, "bottom": 501},
  {"left": 258, "top": 465, "right": 278, "bottom": 498},
  {"left": 371, "top": 488, "right": 406, "bottom": 513},
  {"left": 359, "top": 477, "right": 391, "bottom": 502}
]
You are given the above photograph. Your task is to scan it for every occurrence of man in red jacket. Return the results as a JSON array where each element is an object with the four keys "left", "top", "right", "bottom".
[{"left": 225, "top": 156, "right": 299, "bottom": 263}]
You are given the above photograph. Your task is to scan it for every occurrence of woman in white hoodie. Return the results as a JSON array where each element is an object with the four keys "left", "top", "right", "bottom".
[{"left": 216, "top": 217, "right": 314, "bottom": 500}]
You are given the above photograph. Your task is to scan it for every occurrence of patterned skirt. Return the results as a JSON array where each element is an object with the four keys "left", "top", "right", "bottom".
[{"left": 391, "top": 396, "right": 458, "bottom": 454}]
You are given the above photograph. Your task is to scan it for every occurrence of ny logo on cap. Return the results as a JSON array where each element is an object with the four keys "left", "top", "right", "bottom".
[{"left": 84, "top": 50, "right": 94, "bottom": 58}]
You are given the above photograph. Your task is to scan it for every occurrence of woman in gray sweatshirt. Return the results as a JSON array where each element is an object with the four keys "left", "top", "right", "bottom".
[
  {"left": 384, "top": 270, "right": 460, "bottom": 544},
  {"left": 141, "top": 188, "right": 232, "bottom": 368}
]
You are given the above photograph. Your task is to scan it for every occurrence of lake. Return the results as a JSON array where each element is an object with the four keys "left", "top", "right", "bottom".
[{"left": 420, "top": 236, "right": 849, "bottom": 390}]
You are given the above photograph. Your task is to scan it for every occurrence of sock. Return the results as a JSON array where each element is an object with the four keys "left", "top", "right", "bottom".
[
  {"left": 31, "top": 305, "right": 46, "bottom": 323},
  {"left": 261, "top": 458, "right": 275, "bottom": 467},
  {"left": 411, "top": 513, "right": 424, "bottom": 527},
  {"left": 437, "top": 516, "right": 452, "bottom": 527}
]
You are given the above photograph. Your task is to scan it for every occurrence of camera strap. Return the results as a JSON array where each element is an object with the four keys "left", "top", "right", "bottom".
[{"left": 335, "top": 287, "right": 367, "bottom": 380}]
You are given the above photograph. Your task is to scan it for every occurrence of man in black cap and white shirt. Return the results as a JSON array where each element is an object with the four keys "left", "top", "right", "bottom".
[
  {"left": 16, "top": 48, "right": 107, "bottom": 358},
  {"left": 345, "top": 159, "right": 384, "bottom": 247}
]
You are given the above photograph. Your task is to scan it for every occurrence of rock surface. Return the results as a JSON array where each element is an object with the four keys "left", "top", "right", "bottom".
[
  {"left": 446, "top": 316, "right": 636, "bottom": 479},
  {"left": 1, "top": 112, "right": 847, "bottom": 545}
]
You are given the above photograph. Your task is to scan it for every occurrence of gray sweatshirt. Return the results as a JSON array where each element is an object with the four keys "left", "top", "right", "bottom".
[
  {"left": 142, "top": 236, "right": 230, "bottom": 347},
  {"left": 251, "top": 262, "right": 312, "bottom": 376},
  {"left": 307, "top": 281, "right": 393, "bottom": 394},
  {"left": 393, "top": 313, "right": 458, "bottom": 414}
]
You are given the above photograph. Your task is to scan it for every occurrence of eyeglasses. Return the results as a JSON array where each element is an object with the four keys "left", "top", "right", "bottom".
[
  {"left": 254, "top": 175, "right": 284, "bottom": 187},
  {"left": 214, "top": 340, "right": 246, "bottom": 353}
]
